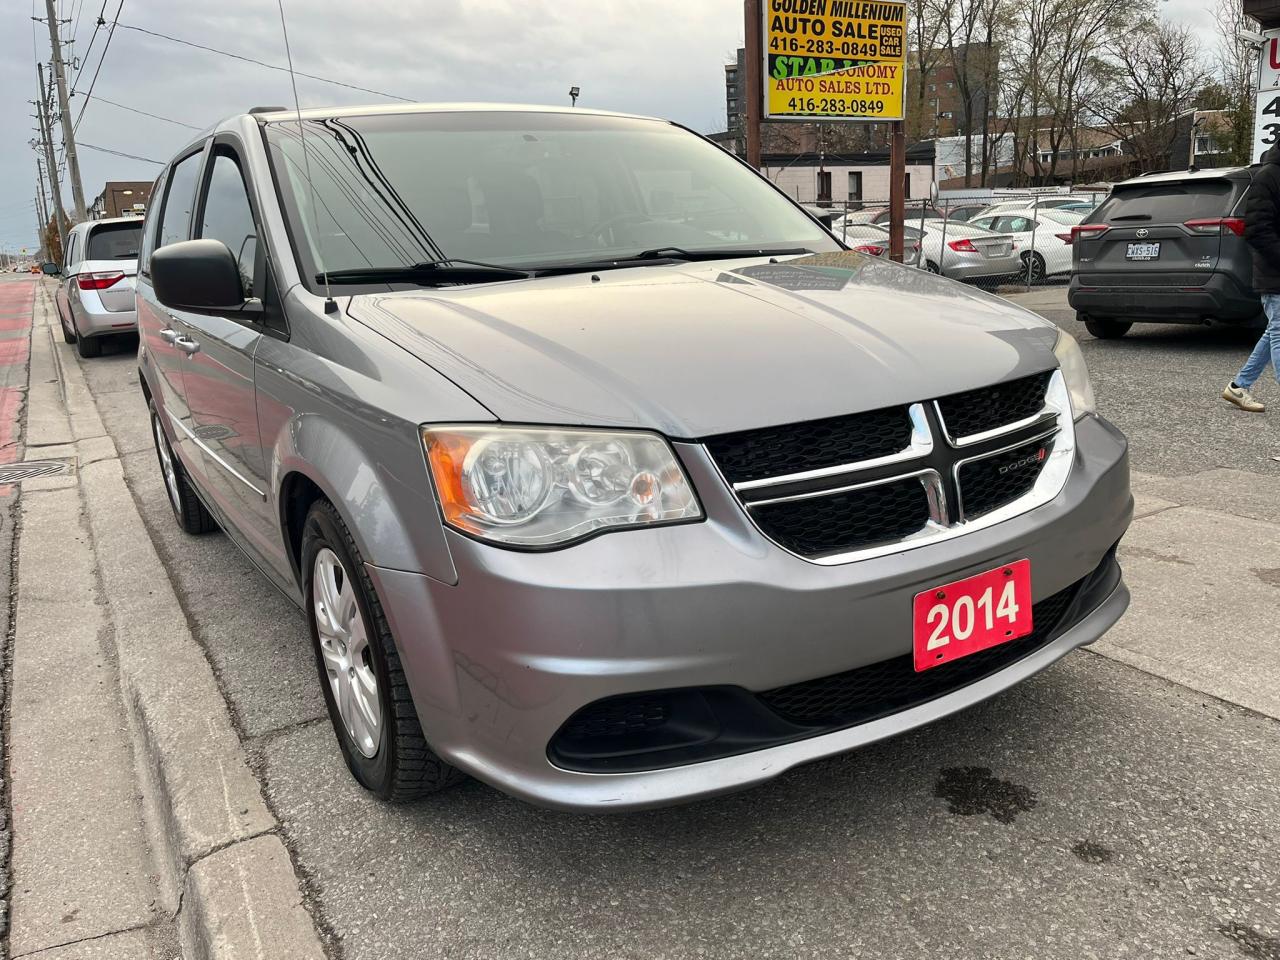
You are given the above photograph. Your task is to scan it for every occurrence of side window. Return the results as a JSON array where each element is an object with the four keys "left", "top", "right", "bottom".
[
  {"left": 139, "top": 167, "right": 169, "bottom": 275},
  {"left": 64, "top": 232, "right": 78, "bottom": 270},
  {"left": 156, "top": 151, "right": 203, "bottom": 250},
  {"left": 197, "top": 151, "right": 258, "bottom": 297}
]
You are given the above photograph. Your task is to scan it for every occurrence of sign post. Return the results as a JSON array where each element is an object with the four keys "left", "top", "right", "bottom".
[
  {"left": 752, "top": 0, "right": 909, "bottom": 258},
  {"left": 746, "top": 0, "right": 764, "bottom": 169}
]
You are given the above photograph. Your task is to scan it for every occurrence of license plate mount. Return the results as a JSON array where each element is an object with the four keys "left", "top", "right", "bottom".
[
  {"left": 1126, "top": 241, "right": 1160, "bottom": 260},
  {"left": 912, "top": 560, "right": 1033, "bottom": 672}
]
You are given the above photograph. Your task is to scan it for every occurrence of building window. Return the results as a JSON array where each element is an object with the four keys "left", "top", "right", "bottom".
[
  {"left": 929, "top": 83, "right": 936, "bottom": 92},
  {"left": 817, "top": 170, "right": 832, "bottom": 202},
  {"left": 946, "top": 81, "right": 954, "bottom": 90},
  {"left": 848, "top": 171, "right": 863, "bottom": 201}
]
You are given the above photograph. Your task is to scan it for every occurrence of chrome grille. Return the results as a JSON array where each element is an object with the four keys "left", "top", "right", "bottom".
[{"left": 705, "top": 370, "right": 1072, "bottom": 563}]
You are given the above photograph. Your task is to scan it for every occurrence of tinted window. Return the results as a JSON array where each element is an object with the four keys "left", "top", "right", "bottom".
[
  {"left": 198, "top": 152, "right": 257, "bottom": 295},
  {"left": 157, "top": 151, "right": 203, "bottom": 249},
  {"left": 87, "top": 222, "right": 142, "bottom": 260},
  {"left": 970, "top": 217, "right": 995, "bottom": 230},
  {"left": 64, "top": 231, "right": 78, "bottom": 268},
  {"left": 264, "top": 111, "right": 839, "bottom": 283},
  {"left": 1098, "top": 181, "right": 1236, "bottom": 223}
]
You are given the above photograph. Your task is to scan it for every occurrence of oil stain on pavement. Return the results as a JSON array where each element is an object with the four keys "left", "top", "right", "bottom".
[
  {"left": 1219, "top": 922, "right": 1280, "bottom": 960},
  {"left": 934, "top": 766, "right": 1038, "bottom": 824},
  {"left": 1070, "top": 839, "right": 1113, "bottom": 864}
]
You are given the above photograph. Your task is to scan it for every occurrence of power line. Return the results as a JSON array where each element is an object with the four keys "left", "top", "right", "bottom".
[
  {"left": 77, "top": 140, "right": 162, "bottom": 164},
  {"left": 71, "top": 0, "right": 122, "bottom": 132},
  {"left": 87, "top": 95, "right": 200, "bottom": 130},
  {"left": 69, "top": 1, "right": 107, "bottom": 89},
  {"left": 114, "top": 22, "right": 413, "bottom": 102}
]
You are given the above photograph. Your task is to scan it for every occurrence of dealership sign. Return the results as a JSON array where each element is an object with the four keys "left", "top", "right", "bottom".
[
  {"left": 1254, "top": 30, "right": 1280, "bottom": 162},
  {"left": 763, "top": 0, "right": 907, "bottom": 121}
]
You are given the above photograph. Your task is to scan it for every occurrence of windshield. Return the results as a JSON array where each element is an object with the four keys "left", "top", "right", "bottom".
[
  {"left": 86, "top": 222, "right": 141, "bottom": 260},
  {"left": 263, "top": 111, "right": 840, "bottom": 285}
]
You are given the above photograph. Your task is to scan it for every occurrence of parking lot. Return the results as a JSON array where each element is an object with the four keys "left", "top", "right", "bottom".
[{"left": 54, "top": 281, "right": 1280, "bottom": 960}]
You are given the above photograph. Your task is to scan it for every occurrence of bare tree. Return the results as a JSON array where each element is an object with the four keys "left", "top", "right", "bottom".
[
  {"left": 1094, "top": 19, "right": 1209, "bottom": 173},
  {"left": 1212, "top": 0, "right": 1260, "bottom": 164},
  {"left": 906, "top": 0, "right": 951, "bottom": 142}
]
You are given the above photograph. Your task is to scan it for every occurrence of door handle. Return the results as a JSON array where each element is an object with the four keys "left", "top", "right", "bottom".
[
  {"left": 174, "top": 336, "right": 201, "bottom": 356},
  {"left": 159, "top": 328, "right": 179, "bottom": 344}
]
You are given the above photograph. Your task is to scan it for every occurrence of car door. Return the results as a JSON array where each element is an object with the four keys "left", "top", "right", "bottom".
[
  {"left": 177, "top": 139, "right": 277, "bottom": 563},
  {"left": 137, "top": 147, "right": 207, "bottom": 464}
]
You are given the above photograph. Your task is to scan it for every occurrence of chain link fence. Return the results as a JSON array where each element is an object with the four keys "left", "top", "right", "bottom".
[{"left": 807, "top": 189, "right": 1111, "bottom": 291}]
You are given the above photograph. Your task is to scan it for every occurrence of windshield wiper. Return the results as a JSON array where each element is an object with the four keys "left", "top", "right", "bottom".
[
  {"left": 536, "top": 246, "right": 815, "bottom": 274},
  {"left": 318, "top": 258, "right": 534, "bottom": 286},
  {"left": 630, "top": 245, "right": 813, "bottom": 262}
]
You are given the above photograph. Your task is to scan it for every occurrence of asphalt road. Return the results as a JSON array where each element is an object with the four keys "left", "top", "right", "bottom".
[{"left": 73, "top": 290, "right": 1280, "bottom": 960}]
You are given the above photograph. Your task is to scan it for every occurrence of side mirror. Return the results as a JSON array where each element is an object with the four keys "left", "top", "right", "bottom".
[
  {"left": 40, "top": 262, "right": 59, "bottom": 275},
  {"left": 151, "top": 239, "right": 253, "bottom": 314}
]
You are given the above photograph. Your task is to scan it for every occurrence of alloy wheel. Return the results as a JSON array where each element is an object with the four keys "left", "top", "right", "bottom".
[
  {"left": 313, "top": 547, "right": 381, "bottom": 758},
  {"left": 152, "top": 414, "right": 182, "bottom": 514}
]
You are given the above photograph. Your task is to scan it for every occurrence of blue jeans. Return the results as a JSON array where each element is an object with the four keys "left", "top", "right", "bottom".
[{"left": 1236, "top": 294, "right": 1280, "bottom": 389}]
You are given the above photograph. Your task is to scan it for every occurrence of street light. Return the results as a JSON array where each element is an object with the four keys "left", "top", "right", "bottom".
[{"left": 569, "top": 86, "right": 580, "bottom": 107}]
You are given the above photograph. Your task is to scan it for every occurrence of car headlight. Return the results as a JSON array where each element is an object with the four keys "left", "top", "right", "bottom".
[
  {"left": 422, "top": 425, "right": 703, "bottom": 547},
  {"left": 1053, "top": 330, "right": 1096, "bottom": 419}
]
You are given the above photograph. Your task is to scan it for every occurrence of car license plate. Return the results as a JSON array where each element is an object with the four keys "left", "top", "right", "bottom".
[
  {"left": 1126, "top": 241, "right": 1160, "bottom": 260},
  {"left": 913, "top": 560, "right": 1033, "bottom": 672}
]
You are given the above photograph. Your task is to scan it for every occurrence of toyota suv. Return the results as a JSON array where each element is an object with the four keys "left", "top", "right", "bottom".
[
  {"left": 136, "top": 104, "right": 1131, "bottom": 810},
  {"left": 1068, "top": 167, "right": 1262, "bottom": 339}
]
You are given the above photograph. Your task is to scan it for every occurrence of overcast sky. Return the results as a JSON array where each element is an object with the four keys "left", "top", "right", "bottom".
[{"left": 0, "top": 0, "right": 1217, "bottom": 254}]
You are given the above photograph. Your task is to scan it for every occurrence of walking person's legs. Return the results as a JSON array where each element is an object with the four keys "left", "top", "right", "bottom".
[{"left": 1223, "top": 295, "right": 1280, "bottom": 412}]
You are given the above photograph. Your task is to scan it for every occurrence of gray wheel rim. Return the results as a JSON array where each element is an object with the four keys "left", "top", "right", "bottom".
[
  {"left": 313, "top": 547, "right": 381, "bottom": 758},
  {"left": 153, "top": 414, "right": 182, "bottom": 514}
]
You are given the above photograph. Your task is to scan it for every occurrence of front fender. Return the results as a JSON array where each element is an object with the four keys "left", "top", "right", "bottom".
[{"left": 270, "top": 413, "right": 460, "bottom": 587}]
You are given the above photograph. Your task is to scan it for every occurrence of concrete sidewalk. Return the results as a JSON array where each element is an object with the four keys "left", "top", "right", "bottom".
[{"left": 6, "top": 282, "right": 326, "bottom": 959}]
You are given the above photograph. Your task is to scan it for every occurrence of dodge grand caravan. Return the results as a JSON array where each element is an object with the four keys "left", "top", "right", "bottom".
[{"left": 137, "top": 104, "right": 1131, "bottom": 810}]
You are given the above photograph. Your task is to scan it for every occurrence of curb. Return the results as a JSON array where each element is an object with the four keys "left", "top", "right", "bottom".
[{"left": 31, "top": 284, "right": 327, "bottom": 959}]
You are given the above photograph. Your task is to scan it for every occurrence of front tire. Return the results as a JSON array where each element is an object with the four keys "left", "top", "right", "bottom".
[
  {"left": 148, "top": 398, "right": 216, "bottom": 534},
  {"left": 925, "top": 260, "right": 941, "bottom": 274},
  {"left": 302, "top": 500, "right": 462, "bottom": 801},
  {"left": 1085, "top": 319, "right": 1132, "bottom": 340}
]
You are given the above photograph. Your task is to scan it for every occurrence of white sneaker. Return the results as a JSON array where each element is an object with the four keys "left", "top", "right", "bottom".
[{"left": 1223, "top": 383, "right": 1265, "bottom": 412}]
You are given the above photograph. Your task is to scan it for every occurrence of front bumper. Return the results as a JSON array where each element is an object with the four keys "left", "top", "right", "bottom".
[{"left": 369, "top": 415, "right": 1131, "bottom": 811}]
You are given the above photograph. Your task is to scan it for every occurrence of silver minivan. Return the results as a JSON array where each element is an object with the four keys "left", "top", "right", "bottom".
[
  {"left": 53, "top": 215, "right": 142, "bottom": 357},
  {"left": 136, "top": 104, "right": 1132, "bottom": 811}
]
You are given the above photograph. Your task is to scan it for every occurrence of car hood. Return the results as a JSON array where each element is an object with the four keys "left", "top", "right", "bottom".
[{"left": 347, "top": 252, "right": 1058, "bottom": 438}]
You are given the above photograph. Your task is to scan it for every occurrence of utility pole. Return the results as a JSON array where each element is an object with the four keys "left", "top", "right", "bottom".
[
  {"left": 42, "top": 0, "right": 86, "bottom": 221},
  {"left": 35, "top": 63, "right": 68, "bottom": 260},
  {"left": 744, "top": 0, "right": 763, "bottom": 169},
  {"left": 35, "top": 190, "right": 48, "bottom": 262},
  {"left": 889, "top": 121, "right": 906, "bottom": 262}
]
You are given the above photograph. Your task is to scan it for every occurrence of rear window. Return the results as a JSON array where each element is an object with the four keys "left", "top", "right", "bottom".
[
  {"left": 1097, "top": 181, "right": 1237, "bottom": 224},
  {"left": 86, "top": 222, "right": 142, "bottom": 260}
]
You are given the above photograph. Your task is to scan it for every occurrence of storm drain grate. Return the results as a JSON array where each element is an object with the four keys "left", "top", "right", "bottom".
[{"left": 0, "top": 460, "right": 72, "bottom": 484}]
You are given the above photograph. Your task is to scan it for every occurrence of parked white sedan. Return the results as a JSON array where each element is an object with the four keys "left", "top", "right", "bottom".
[{"left": 966, "top": 208, "right": 1084, "bottom": 283}]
